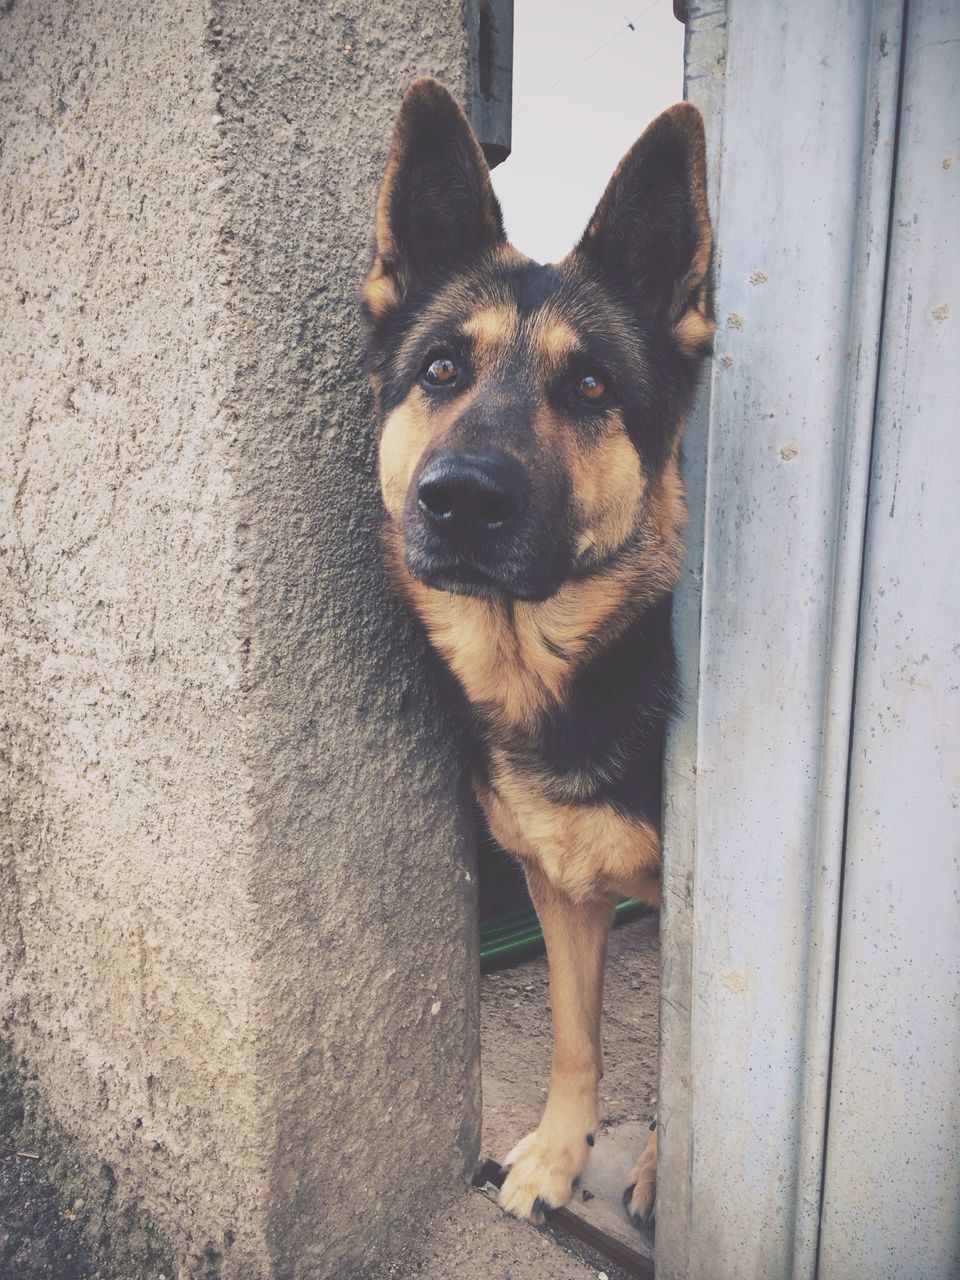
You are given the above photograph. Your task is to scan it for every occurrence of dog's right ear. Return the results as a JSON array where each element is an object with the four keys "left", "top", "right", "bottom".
[
  {"left": 574, "top": 103, "right": 713, "bottom": 357},
  {"left": 363, "top": 78, "right": 505, "bottom": 323}
]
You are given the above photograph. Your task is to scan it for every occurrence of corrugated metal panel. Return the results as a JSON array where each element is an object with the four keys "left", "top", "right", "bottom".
[
  {"left": 658, "top": 1, "right": 948, "bottom": 1276},
  {"left": 818, "top": 2, "right": 960, "bottom": 1276}
]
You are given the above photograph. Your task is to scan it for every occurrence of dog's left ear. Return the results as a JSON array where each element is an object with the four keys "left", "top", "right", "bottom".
[
  {"left": 363, "top": 78, "right": 506, "bottom": 323},
  {"left": 575, "top": 103, "right": 713, "bottom": 356}
]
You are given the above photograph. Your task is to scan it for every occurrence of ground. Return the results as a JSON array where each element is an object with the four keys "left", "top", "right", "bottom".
[
  {"left": 0, "top": 916, "right": 659, "bottom": 1279},
  {"left": 1, "top": 1137, "right": 99, "bottom": 1279}
]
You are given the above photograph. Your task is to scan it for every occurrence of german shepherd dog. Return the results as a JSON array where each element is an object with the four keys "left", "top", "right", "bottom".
[{"left": 363, "top": 79, "right": 712, "bottom": 1229}]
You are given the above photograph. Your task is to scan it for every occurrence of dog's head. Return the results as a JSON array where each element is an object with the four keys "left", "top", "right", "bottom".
[{"left": 363, "top": 79, "right": 712, "bottom": 604}]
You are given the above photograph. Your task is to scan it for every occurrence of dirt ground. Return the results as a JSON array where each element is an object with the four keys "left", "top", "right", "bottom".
[
  {"left": 0, "top": 915, "right": 659, "bottom": 1279},
  {"left": 0, "top": 1136, "right": 101, "bottom": 1279},
  {"left": 382, "top": 913, "right": 660, "bottom": 1280}
]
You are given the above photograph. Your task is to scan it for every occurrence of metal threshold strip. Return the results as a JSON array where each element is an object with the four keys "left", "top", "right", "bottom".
[{"left": 473, "top": 1158, "right": 655, "bottom": 1278}]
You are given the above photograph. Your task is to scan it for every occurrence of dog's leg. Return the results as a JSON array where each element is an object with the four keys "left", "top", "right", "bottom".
[
  {"left": 499, "top": 864, "right": 614, "bottom": 1222},
  {"left": 623, "top": 1124, "right": 657, "bottom": 1231}
]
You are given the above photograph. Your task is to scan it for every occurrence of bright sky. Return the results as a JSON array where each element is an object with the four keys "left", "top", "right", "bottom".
[{"left": 491, "top": 0, "right": 685, "bottom": 264}]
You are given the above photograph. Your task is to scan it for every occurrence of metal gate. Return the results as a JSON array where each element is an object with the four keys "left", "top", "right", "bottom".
[{"left": 659, "top": 3, "right": 960, "bottom": 1277}]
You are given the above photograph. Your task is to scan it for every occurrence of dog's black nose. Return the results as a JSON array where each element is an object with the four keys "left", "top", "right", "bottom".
[{"left": 417, "top": 451, "right": 527, "bottom": 540}]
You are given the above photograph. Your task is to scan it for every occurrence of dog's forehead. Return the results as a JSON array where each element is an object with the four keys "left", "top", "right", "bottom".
[{"left": 435, "top": 256, "right": 631, "bottom": 367}]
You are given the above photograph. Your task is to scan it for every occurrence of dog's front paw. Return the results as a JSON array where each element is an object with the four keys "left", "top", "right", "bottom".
[
  {"left": 498, "top": 1125, "right": 594, "bottom": 1223},
  {"left": 623, "top": 1126, "right": 657, "bottom": 1233}
]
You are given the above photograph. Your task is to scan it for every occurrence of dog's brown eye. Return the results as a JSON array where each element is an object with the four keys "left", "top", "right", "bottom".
[
  {"left": 423, "top": 355, "right": 458, "bottom": 387},
  {"left": 575, "top": 371, "right": 607, "bottom": 403}
]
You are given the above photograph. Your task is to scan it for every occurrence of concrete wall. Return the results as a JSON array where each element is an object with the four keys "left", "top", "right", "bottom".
[{"left": 1, "top": 3, "right": 480, "bottom": 1276}]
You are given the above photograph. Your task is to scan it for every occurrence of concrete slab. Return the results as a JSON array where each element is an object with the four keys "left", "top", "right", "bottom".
[{"left": 567, "top": 1121, "right": 656, "bottom": 1269}]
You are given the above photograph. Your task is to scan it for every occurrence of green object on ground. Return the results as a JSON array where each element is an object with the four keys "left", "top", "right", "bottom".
[{"left": 480, "top": 898, "right": 651, "bottom": 971}]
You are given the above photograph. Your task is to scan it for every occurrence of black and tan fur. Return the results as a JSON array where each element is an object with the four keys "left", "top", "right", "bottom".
[{"left": 363, "top": 79, "right": 712, "bottom": 1228}]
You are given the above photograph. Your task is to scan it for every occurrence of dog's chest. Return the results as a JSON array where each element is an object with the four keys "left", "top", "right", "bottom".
[
  {"left": 477, "top": 758, "right": 661, "bottom": 905},
  {"left": 409, "top": 589, "right": 577, "bottom": 727},
  {"left": 404, "top": 570, "right": 630, "bottom": 729},
  {"left": 401, "top": 572, "right": 664, "bottom": 906}
]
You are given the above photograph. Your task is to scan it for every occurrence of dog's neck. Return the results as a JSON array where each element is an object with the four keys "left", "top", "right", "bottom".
[{"left": 392, "top": 535, "right": 677, "bottom": 737}]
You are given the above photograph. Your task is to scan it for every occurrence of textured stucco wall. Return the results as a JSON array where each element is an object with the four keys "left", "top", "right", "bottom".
[{"left": 0, "top": 3, "right": 479, "bottom": 1276}]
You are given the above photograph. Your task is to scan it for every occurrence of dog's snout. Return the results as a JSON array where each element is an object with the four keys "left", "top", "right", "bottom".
[{"left": 417, "top": 451, "right": 528, "bottom": 540}]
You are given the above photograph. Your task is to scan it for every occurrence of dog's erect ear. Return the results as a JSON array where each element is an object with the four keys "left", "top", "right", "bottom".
[
  {"left": 363, "top": 78, "right": 505, "bottom": 321},
  {"left": 575, "top": 103, "right": 713, "bottom": 355}
]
